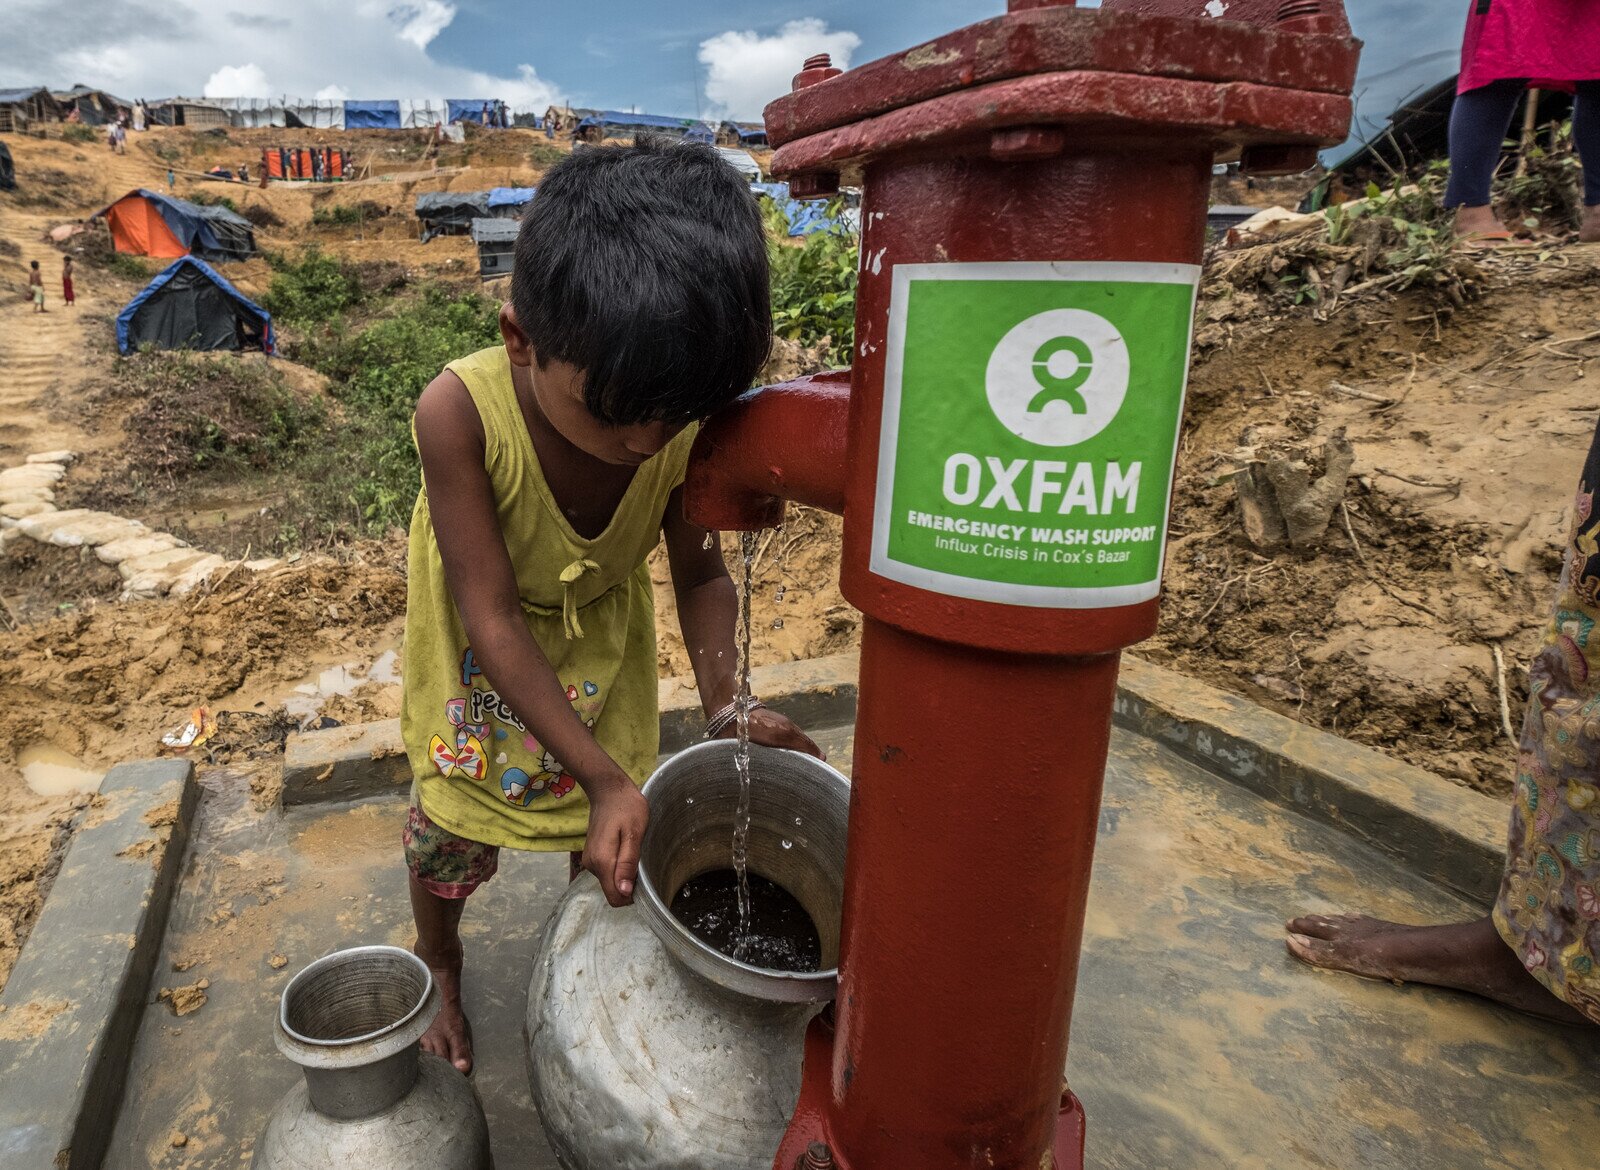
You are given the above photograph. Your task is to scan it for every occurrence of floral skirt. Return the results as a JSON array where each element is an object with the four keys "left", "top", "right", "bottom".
[{"left": 1493, "top": 420, "right": 1600, "bottom": 1023}]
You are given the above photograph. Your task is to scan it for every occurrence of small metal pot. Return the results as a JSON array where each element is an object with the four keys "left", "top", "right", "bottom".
[
  {"left": 635, "top": 739, "right": 850, "bottom": 1003},
  {"left": 254, "top": 946, "right": 491, "bottom": 1169}
]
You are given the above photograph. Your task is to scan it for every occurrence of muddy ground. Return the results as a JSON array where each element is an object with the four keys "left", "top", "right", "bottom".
[{"left": 3, "top": 121, "right": 1597, "bottom": 991}]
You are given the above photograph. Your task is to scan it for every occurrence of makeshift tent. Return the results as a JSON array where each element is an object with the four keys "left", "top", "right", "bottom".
[
  {"left": 96, "top": 189, "right": 257, "bottom": 262},
  {"left": 416, "top": 189, "right": 529, "bottom": 241},
  {"left": 486, "top": 187, "right": 535, "bottom": 211},
  {"left": 471, "top": 217, "right": 518, "bottom": 279},
  {"left": 147, "top": 99, "right": 230, "bottom": 128},
  {"left": 574, "top": 111, "right": 716, "bottom": 144},
  {"left": 116, "top": 256, "right": 273, "bottom": 355},
  {"left": 261, "top": 147, "right": 350, "bottom": 181},
  {"left": 0, "top": 87, "right": 63, "bottom": 133},
  {"left": 446, "top": 100, "right": 509, "bottom": 127},
  {"left": 53, "top": 87, "right": 133, "bottom": 126},
  {"left": 0, "top": 142, "right": 13, "bottom": 190},
  {"left": 715, "top": 148, "right": 761, "bottom": 181},
  {"left": 343, "top": 100, "right": 401, "bottom": 130},
  {"left": 718, "top": 121, "right": 768, "bottom": 148}
]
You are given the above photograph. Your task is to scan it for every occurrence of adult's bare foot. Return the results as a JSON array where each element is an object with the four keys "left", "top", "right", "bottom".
[
  {"left": 416, "top": 948, "right": 474, "bottom": 1074},
  {"left": 1581, "top": 204, "right": 1600, "bottom": 244},
  {"left": 1284, "top": 912, "right": 1590, "bottom": 1025}
]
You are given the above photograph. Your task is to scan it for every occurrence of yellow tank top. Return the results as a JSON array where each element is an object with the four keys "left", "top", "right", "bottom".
[{"left": 401, "top": 346, "right": 697, "bottom": 851}]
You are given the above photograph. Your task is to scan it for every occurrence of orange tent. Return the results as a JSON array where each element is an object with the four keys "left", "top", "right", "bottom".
[{"left": 102, "top": 191, "right": 187, "bottom": 258}]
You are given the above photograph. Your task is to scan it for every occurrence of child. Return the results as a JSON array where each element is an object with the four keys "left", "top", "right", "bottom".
[
  {"left": 402, "top": 140, "right": 819, "bottom": 1074},
  {"left": 61, "top": 256, "right": 74, "bottom": 308},
  {"left": 28, "top": 261, "right": 44, "bottom": 313}
]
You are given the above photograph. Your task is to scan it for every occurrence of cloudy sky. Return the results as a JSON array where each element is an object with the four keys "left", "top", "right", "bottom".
[{"left": 1, "top": 0, "right": 1459, "bottom": 139}]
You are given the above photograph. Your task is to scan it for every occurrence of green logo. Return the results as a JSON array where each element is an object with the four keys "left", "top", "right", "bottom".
[{"left": 871, "top": 262, "right": 1198, "bottom": 608}]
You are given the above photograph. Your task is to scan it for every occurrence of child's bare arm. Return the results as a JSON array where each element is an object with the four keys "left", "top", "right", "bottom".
[
  {"left": 662, "top": 488, "right": 821, "bottom": 757},
  {"left": 415, "top": 371, "right": 646, "bottom": 905}
]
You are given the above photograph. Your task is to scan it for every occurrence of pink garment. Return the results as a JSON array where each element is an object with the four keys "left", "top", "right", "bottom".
[{"left": 1459, "top": 0, "right": 1600, "bottom": 95}]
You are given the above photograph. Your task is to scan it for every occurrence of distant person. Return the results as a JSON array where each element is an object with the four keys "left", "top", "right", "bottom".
[
  {"left": 239, "top": 162, "right": 249, "bottom": 184},
  {"left": 106, "top": 124, "right": 117, "bottom": 152},
  {"left": 166, "top": 168, "right": 175, "bottom": 190},
  {"left": 480, "top": 101, "right": 490, "bottom": 127},
  {"left": 113, "top": 123, "right": 126, "bottom": 155},
  {"left": 1446, "top": 0, "right": 1600, "bottom": 245},
  {"left": 61, "top": 256, "right": 74, "bottom": 308},
  {"left": 1288, "top": 419, "right": 1600, "bottom": 1029},
  {"left": 28, "top": 260, "right": 44, "bottom": 313},
  {"left": 399, "top": 141, "right": 819, "bottom": 1074}
]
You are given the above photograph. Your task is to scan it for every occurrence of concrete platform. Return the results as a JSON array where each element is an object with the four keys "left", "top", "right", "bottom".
[{"left": 106, "top": 726, "right": 1599, "bottom": 1169}]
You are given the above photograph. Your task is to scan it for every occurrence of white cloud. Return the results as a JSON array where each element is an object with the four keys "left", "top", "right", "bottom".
[
  {"left": 698, "top": 18, "right": 861, "bottom": 122},
  {"left": 204, "top": 63, "right": 270, "bottom": 98},
  {"left": 315, "top": 84, "right": 351, "bottom": 102},
  {"left": 0, "top": 0, "right": 560, "bottom": 109}
]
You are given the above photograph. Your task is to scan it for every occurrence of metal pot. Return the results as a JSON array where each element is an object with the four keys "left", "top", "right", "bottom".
[
  {"left": 254, "top": 946, "right": 492, "bottom": 1169},
  {"left": 525, "top": 741, "right": 850, "bottom": 1169}
]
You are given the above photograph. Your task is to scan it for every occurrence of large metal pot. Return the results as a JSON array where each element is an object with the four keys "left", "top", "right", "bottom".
[
  {"left": 525, "top": 741, "right": 849, "bottom": 1169},
  {"left": 254, "top": 946, "right": 492, "bottom": 1169}
]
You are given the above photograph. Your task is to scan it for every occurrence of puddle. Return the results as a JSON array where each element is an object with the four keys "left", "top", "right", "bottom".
[
  {"left": 19, "top": 743, "right": 104, "bottom": 796},
  {"left": 282, "top": 649, "right": 401, "bottom": 726}
]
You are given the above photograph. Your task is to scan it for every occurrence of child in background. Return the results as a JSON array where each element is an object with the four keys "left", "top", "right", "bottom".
[
  {"left": 61, "top": 256, "right": 74, "bottom": 308},
  {"left": 402, "top": 140, "right": 819, "bottom": 1074},
  {"left": 28, "top": 261, "right": 44, "bottom": 313}
]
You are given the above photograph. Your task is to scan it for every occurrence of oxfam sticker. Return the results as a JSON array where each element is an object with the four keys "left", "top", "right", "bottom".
[{"left": 870, "top": 262, "right": 1199, "bottom": 609}]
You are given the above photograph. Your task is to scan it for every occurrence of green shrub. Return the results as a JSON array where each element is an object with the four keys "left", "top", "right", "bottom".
[
  {"left": 261, "top": 246, "right": 367, "bottom": 327},
  {"left": 103, "top": 251, "right": 152, "bottom": 280},
  {"left": 529, "top": 142, "right": 567, "bottom": 167},
  {"left": 766, "top": 196, "right": 858, "bottom": 367},
  {"left": 189, "top": 191, "right": 238, "bottom": 212},
  {"left": 311, "top": 203, "right": 365, "bottom": 227},
  {"left": 62, "top": 124, "right": 98, "bottom": 144}
]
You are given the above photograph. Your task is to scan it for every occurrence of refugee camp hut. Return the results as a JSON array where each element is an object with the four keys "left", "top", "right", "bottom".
[
  {"left": 53, "top": 86, "right": 134, "bottom": 126},
  {"left": 0, "top": 142, "right": 14, "bottom": 190},
  {"left": 715, "top": 148, "right": 762, "bottom": 182},
  {"left": 471, "top": 217, "right": 519, "bottom": 279},
  {"left": 0, "top": 87, "right": 63, "bottom": 133},
  {"left": 717, "top": 121, "right": 768, "bottom": 148},
  {"left": 95, "top": 189, "right": 258, "bottom": 262},
  {"left": 116, "top": 256, "right": 274, "bottom": 355},
  {"left": 148, "top": 98, "right": 230, "bottom": 128},
  {"left": 342, "top": 101, "right": 402, "bottom": 129},
  {"left": 542, "top": 105, "right": 599, "bottom": 137},
  {"left": 573, "top": 112, "right": 715, "bottom": 145},
  {"left": 415, "top": 191, "right": 489, "bottom": 241}
]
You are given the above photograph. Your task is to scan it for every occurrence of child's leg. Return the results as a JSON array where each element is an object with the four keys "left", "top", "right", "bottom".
[{"left": 402, "top": 792, "right": 499, "bottom": 1075}]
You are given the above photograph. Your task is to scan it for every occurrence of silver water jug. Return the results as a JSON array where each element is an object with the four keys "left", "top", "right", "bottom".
[
  {"left": 525, "top": 740, "right": 850, "bottom": 1169},
  {"left": 254, "top": 945, "right": 493, "bottom": 1168}
]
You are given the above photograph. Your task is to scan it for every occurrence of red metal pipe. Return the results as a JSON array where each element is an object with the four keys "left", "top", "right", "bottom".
[
  {"left": 684, "top": 371, "right": 851, "bottom": 532},
  {"left": 682, "top": 5, "right": 1358, "bottom": 1167}
]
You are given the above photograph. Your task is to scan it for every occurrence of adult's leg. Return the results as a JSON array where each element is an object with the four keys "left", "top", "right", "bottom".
[
  {"left": 1445, "top": 77, "right": 1527, "bottom": 236},
  {"left": 1574, "top": 81, "right": 1600, "bottom": 242},
  {"left": 1285, "top": 913, "right": 1589, "bottom": 1024}
]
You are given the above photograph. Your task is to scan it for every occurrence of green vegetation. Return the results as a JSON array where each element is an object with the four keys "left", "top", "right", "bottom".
[
  {"left": 62, "top": 124, "right": 98, "bottom": 144},
  {"left": 189, "top": 190, "right": 239, "bottom": 213},
  {"left": 101, "top": 251, "right": 153, "bottom": 280},
  {"left": 764, "top": 195, "right": 858, "bottom": 367},
  {"left": 261, "top": 246, "right": 368, "bottom": 328},
  {"left": 529, "top": 142, "right": 567, "bottom": 168},
  {"left": 311, "top": 203, "right": 366, "bottom": 228}
]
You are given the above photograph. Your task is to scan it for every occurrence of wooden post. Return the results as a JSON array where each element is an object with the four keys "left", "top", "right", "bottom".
[{"left": 1514, "top": 87, "right": 1541, "bottom": 178}]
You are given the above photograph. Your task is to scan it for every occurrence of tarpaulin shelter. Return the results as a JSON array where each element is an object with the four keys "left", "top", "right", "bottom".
[
  {"left": 0, "top": 87, "right": 63, "bottom": 133},
  {"left": 96, "top": 189, "right": 257, "bottom": 262},
  {"left": 715, "top": 148, "right": 762, "bottom": 181},
  {"left": 574, "top": 111, "right": 716, "bottom": 144},
  {"left": 261, "top": 146, "right": 350, "bottom": 182},
  {"left": 116, "top": 256, "right": 273, "bottom": 355},
  {"left": 717, "top": 121, "right": 768, "bottom": 148},
  {"left": 446, "top": 99, "right": 509, "bottom": 127},
  {"left": 753, "top": 183, "right": 857, "bottom": 237},
  {"left": 416, "top": 189, "right": 530, "bottom": 241},
  {"left": 53, "top": 87, "right": 133, "bottom": 126},
  {"left": 343, "top": 100, "right": 401, "bottom": 129},
  {"left": 543, "top": 105, "right": 599, "bottom": 137},
  {"left": 470, "top": 217, "right": 518, "bottom": 279},
  {"left": 486, "top": 187, "right": 535, "bottom": 211},
  {"left": 209, "top": 97, "right": 346, "bottom": 129},
  {"left": 0, "top": 142, "right": 14, "bottom": 190}
]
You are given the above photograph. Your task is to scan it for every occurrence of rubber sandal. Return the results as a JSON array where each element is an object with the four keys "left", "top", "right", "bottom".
[{"left": 1457, "top": 231, "right": 1535, "bottom": 251}]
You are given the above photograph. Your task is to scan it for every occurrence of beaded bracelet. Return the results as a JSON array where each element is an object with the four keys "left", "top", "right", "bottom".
[{"left": 704, "top": 698, "right": 765, "bottom": 739}]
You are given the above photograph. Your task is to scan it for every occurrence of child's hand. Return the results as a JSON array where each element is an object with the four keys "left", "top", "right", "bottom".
[
  {"left": 583, "top": 781, "right": 649, "bottom": 907},
  {"left": 716, "top": 708, "right": 825, "bottom": 760}
]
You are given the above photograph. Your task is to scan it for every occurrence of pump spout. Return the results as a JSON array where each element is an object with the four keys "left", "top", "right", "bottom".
[{"left": 684, "top": 370, "right": 852, "bottom": 532}]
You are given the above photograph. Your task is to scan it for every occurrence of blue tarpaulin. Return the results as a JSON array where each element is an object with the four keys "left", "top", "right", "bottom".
[
  {"left": 95, "top": 188, "right": 257, "bottom": 262},
  {"left": 486, "top": 187, "right": 536, "bottom": 209},
  {"left": 342, "top": 100, "right": 401, "bottom": 129},
  {"left": 446, "top": 99, "right": 508, "bottom": 125},
  {"left": 752, "top": 183, "right": 845, "bottom": 238},
  {"left": 722, "top": 121, "right": 769, "bottom": 146},
  {"left": 116, "top": 256, "right": 273, "bottom": 354},
  {"left": 576, "top": 111, "right": 716, "bottom": 142}
]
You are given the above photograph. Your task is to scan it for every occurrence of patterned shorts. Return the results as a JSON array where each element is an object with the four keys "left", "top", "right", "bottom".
[{"left": 402, "top": 788, "right": 499, "bottom": 899}]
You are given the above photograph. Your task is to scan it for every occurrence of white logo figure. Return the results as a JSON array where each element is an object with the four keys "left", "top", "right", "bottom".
[{"left": 984, "top": 308, "right": 1130, "bottom": 448}]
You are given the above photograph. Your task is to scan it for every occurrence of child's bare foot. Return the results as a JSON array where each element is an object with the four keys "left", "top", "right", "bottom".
[
  {"left": 416, "top": 946, "right": 474, "bottom": 1074},
  {"left": 1453, "top": 204, "right": 1529, "bottom": 248},
  {"left": 1284, "top": 913, "right": 1589, "bottom": 1025}
]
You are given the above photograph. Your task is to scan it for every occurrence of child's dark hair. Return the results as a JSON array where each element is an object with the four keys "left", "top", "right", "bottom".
[
  {"left": 30, "top": 260, "right": 39, "bottom": 269},
  {"left": 511, "top": 138, "right": 771, "bottom": 426}
]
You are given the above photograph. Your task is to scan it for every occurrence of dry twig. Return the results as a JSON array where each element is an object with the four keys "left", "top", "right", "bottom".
[
  {"left": 1492, "top": 643, "right": 1516, "bottom": 742},
  {"left": 1373, "top": 466, "right": 1463, "bottom": 496},
  {"left": 1328, "top": 379, "right": 1394, "bottom": 406}
]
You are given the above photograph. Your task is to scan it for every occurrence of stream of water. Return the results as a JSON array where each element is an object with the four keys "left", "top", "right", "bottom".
[{"left": 730, "top": 530, "right": 757, "bottom": 959}]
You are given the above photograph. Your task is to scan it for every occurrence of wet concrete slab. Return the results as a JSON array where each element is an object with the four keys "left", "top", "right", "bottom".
[{"left": 106, "top": 727, "right": 1599, "bottom": 1169}]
